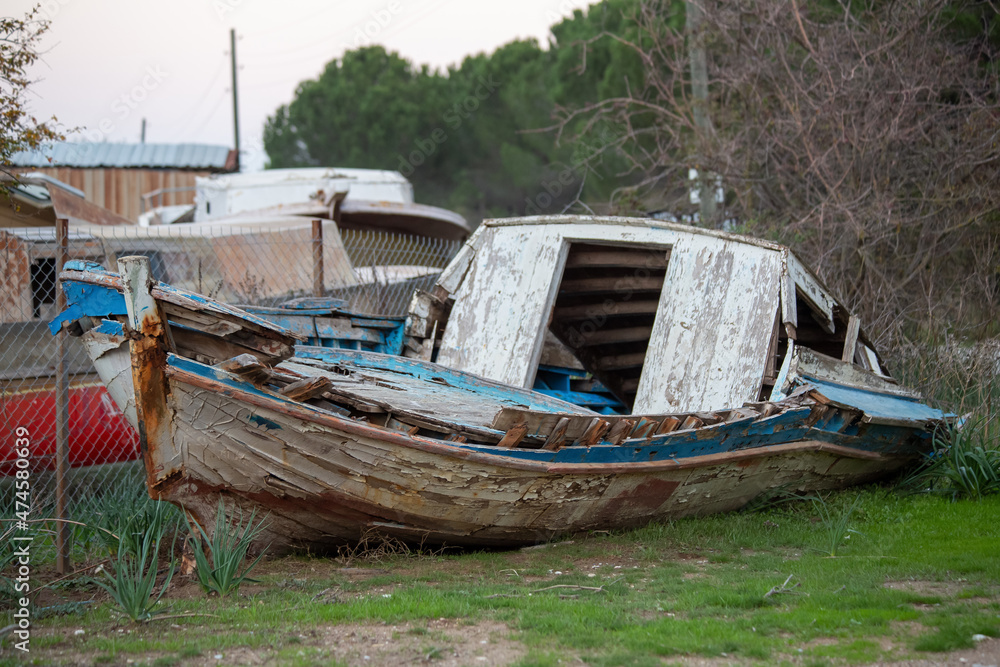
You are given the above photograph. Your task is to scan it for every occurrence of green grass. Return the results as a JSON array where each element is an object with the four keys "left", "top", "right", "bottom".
[{"left": 9, "top": 488, "right": 1000, "bottom": 665}]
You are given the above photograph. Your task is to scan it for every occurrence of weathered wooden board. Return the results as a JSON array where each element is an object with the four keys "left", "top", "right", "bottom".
[
  {"left": 794, "top": 348, "right": 914, "bottom": 397},
  {"left": 436, "top": 226, "right": 567, "bottom": 387},
  {"left": 786, "top": 253, "right": 835, "bottom": 334},
  {"left": 634, "top": 236, "right": 783, "bottom": 413}
]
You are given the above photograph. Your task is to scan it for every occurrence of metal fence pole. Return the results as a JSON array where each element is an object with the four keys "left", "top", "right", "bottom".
[
  {"left": 54, "top": 217, "right": 71, "bottom": 574},
  {"left": 312, "top": 219, "right": 324, "bottom": 297}
]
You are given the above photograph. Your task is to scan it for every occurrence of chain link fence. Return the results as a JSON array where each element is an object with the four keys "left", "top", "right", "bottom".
[{"left": 0, "top": 219, "right": 461, "bottom": 566}]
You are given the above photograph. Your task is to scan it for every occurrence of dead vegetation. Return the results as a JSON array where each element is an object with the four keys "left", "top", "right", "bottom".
[{"left": 557, "top": 0, "right": 1000, "bottom": 348}]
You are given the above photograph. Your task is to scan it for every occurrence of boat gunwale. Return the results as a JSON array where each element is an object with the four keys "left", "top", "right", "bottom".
[{"left": 167, "top": 360, "right": 899, "bottom": 478}]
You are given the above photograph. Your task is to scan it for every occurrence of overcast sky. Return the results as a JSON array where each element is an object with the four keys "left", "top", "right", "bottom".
[{"left": 11, "top": 0, "right": 595, "bottom": 171}]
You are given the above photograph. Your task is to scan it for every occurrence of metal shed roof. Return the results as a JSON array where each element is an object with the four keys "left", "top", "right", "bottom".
[{"left": 10, "top": 142, "right": 236, "bottom": 171}]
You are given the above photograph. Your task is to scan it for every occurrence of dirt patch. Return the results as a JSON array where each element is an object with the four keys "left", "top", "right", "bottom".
[
  {"left": 181, "top": 618, "right": 525, "bottom": 667},
  {"left": 882, "top": 579, "right": 966, "bottom": 598},
  {"left": 869, "top": 635, "right": 1000, "bottom": 667}
]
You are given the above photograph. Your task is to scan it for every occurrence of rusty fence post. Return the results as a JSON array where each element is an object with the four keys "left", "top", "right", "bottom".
[
  {"left": 54, "top": 217, "right": 71, "bottom": 574},
  {"left": 312, "top": 218, "right": 324, "bottom": 298}
]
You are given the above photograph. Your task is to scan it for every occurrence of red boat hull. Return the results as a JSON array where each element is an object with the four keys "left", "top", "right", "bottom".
[{"left": 0, "top": 376, "right": 139, "bottom": 475}]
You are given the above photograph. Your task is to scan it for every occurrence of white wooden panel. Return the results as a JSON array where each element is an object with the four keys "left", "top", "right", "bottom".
[
  {"left": 436, "top": 232, "right": 482, "bottom": 295},
  {"left": 436, "top": 226, "right": 567, "bottom": 387},
  {"left": 634, "top": 237, "right": 783, "bottom": 413},
  {"left": 786, "top": 254, "right": 835, "bottom": 333}
]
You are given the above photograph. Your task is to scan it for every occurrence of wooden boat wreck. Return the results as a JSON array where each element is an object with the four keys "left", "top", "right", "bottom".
[{"left": 52, "top": 216, "right": 945, "bottom": 550}]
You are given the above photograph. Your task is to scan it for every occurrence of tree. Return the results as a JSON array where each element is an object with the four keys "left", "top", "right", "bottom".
[
  {"left": 262, "top": 3, "right": 648, "bottom": 224},
  {"left": 1, "top": 6, "right": 63, "bottom": 197},
  {"left": 555, "top": 0, "right": 1000, "bottom": 342}
]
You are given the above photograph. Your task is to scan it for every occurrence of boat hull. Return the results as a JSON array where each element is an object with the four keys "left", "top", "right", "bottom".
[
  {"left": 158, "top": 359, "right": 915, "bottom": 551},
  {"left": 0, "top": 377, "right": 138, "bottom": 475}
]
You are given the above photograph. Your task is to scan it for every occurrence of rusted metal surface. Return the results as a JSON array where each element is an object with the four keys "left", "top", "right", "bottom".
[{"left": 118, "top": 256, "right": 180, "bottom": 486}]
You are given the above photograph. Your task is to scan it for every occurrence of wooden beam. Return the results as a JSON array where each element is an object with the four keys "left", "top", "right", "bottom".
[
  {"left": 565, "top": 249, "right": 669, "bottom": 269},
  {"left": 656, "top": 417, "right": 681, "bottom": 434},
  {"left": 595, "top": 352, "right": 646, "bottom": 371},
  {"left": 679, "top": 415, "right": 704, "bottom": 430},
  {"left": 559, "top": 276, "right": 664, "bottom": 295},
  {"left": 569, "top": 325, "right": 653, "bottom": 346},
  {"left": 554, "top": 300, "right": 660, "bottom": 320}
]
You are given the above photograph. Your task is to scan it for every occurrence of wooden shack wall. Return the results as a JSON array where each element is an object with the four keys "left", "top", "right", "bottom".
[
  {"left": 0, "top": 231, "right": 32, "bottom": 325},
  {"left": 22, "top": 168, "right": 209, "bottom": 222}
]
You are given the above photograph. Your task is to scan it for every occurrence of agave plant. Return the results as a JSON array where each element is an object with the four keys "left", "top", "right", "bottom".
[
  {"left": 186, "top": 499, "right": 269, "bottom": 597},
  {"left": 92, "top": 500, "right": 175, "bottom": 622},
  {"left": 903, "top": 420, "right": 1000, "bottom": 500},
  {"left": 97, "top": 488, "right": 181, "bottom": 559}
]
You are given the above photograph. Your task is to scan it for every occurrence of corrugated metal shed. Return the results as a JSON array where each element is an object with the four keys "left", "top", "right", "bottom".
[{"left": 11, "top": 143, "right": 236, "bottom": 171}]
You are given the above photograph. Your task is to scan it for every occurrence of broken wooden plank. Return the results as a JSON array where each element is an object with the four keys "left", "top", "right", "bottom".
[
  {"left": 796, "top": 348, "right": 914, "bottom": 397},
  {"left": 841, "top": 315, "right": 861, "bottom": 363},
  {"left": 763, "top": 308, "right": 781, "bottom": 384},
  {"left": 725, "top": 407, "right": 759, "bottom": 422},
  {"left": 678, "top": 415, "right": 704, "bottom": 431},
  {"left": 630, "top": 417, "right": 659, "bottom": 440},
  {"left": 280, "top": 376, "right": 333, "bottom": 402},
  {"left": 497, "top": 423, "right": 528, "bottom": 448},
  {"left": 574, "top": 418, "right": 610, "bottom": 447},
  {"left": 656, "top": 417, "right": 681, "bottom": 434},
  {"left": 215, "top": 354, "right": 272, "bottom": 384},
  {"left": 543, "top": 417, "right": 571, "bottom": 451},
  {"left": 606, "top": 419, "right": 635, "bottom": 445}
]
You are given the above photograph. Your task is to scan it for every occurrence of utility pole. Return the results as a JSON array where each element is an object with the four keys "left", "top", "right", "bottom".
[
  {"left": 230, "top": 28, "right": 241, "bottom": 172},
  {"left": 686, "top": 0, "right": 717, "bottom": 225},
  {"left": 140, "top": 118, "right": 146, "bottom": 143}
]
